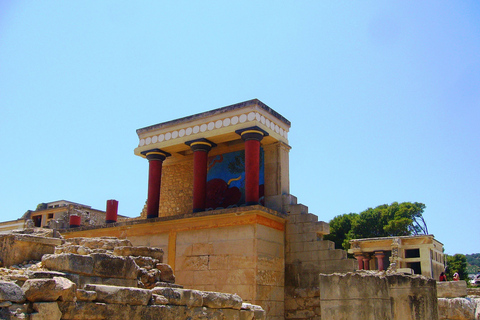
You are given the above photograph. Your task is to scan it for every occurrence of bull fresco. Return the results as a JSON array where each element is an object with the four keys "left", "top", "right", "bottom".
[{"left": 206, "top": 149, "right": 264, "bottom": 210}]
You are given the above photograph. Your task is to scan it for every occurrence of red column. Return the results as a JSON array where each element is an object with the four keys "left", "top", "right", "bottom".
[
  {"left": 236, "top": 127, "right": 267, "bottom": 205},
  {"left": 355, "top": 254, "right": 364, "bottom": 270},
  {"left": 186, "top": 139, "right": 216, "bottom": 213},
  {"left": 375, "top": 251, "right": 385, "bottom": 271},
  {"left": 363, "top": 257, "right": 371, "bottom": 270},
  {"left": 143, "top": 149, "right": 170, "bottom": 219},
  {"left": 106, "top": 199, "right": 118, "bottom": 223}
]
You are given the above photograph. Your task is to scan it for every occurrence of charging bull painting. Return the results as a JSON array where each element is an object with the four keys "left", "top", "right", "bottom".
[{"left": 206, "top": 149, "right": 264, "bottom": 210}]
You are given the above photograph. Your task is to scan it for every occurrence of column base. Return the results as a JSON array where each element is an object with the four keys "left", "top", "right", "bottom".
[
  {"left": 146, "top": 215, "right": 157, "bottom": 219},
  {"left": 105, "top": 220, "right": 117, "bottom": 224}
]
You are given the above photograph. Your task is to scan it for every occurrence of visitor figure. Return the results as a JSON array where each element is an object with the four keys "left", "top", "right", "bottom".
[
  {"left": 453, "top": 272, "right": 460, "bottom": 281},
  {"left": 439, "top": 272, "right": 447, "bottom": 281}
]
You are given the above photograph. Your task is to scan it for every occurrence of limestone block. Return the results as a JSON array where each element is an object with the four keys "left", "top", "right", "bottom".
[
  {"left": 208, "top": 255, "right": 229, "bottom": 270},
  {"left": 84, "top": 284, "right": 152, "bottom": 306},
  {"left": 156, "top": 263, "right": 175, "bottom": 283},
  {"left": 132, "top": 256, "right": 158, "bottom": 269},
  {"left": 257, "top": 255, "right": 283, "bottom": 273},
  {"left": 182, "top": 255, "right": 209, "bottom": 271},
  {"left": 42, "top": 253, "right": 94, "bottom": 275},
  {"left": 316, "top": 248, "right": 347, "bottom": 261},
  {"left": 31, "top": 302, "right": 62, "bottom": 320},
  {"left": 113, "top": 246, "right": 164, "bottom": 262},
  {"left": 239, "top": 309, "right": 255, "bottom": 320},
  {"left": 386, "top": 274, "right": 438, "bottom": 320},
  {"left": 73, "top": 237, "right": 132, "bottom": 250},
  {"left": 227, "top": 255, "right": 256, "bottom": 270},
  {"left": 76, "top": 289, "right": 97, "bottom": 301},
  {"left": 22, "top": 277, "right": 77, "bottom": 302},
  {"left": 319, "top": 273, "right": 392, "bottom": 320},
  {"left": 52, "top": 277, "right": 77, "bottom": 302},
  {"left": 90, "top": 253, "right": 139, "bottom": 279},
  {"left": 151, "top": 287, "right": 203, "bottom": 308},
  {"left": 287, "top": 204, "right": 308, "bottom": 215},
  {"left": 201, "top": 291, "right": 242, "bottom": 309},
  {"left": 258, "top": 239, "right": 283, "bottom": 256},
  {"left": 438, "top": 298, "right": 475, "bottom": 320},
  {"left": 150, "top": 294, "right": 168, "bottom": 305},
  {"left": 55, "top": 245, "right": 93, "bottom": 256},
  {"left": 58, "top": 301, "right": 108, "bottom": 319},
  {"left": 0, "top": 281, "right": 25, "bottom": 303},
  {"left": 0, "top": 234, "right": 62, "bottom": 267},
  {"left": 437, "top": 281, "right": 467, "bottom": 298},
  {"left": 295, "top": 213, "right": 318, "bottom": 223},
  {"left": 257, "top": 270, "right": 284, "bottom": 286}
]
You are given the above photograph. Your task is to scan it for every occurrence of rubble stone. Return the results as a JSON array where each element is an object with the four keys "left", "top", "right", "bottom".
[
  {"left": 151, "top": 287, "right": 203, "bottom": 308},
  {"left": 31, "top": 302, "right": 62, "bottom": 320},
  {"left": 438, "top": 298, "right": 476, "bottom": 320},
  {"left": 113, "top": 246, "right": 164, "bottom": 262},
  {"left": 201, "top": 291, "right": 243, "bottom": 310},
  {"left": 85, "top": 284, "right": 152, "bottom": 306},
  {"left": 22, "top": 277, "right": 76, "bottom": 302},
  {"left": 156, "top": 263, "right": 175, "bottom": 283},
  {"left": 0, "top": 281, "right": 25, "bottom": 303},
  {"left": 76, "top": 289, "right": 97, "bottom": 301}
]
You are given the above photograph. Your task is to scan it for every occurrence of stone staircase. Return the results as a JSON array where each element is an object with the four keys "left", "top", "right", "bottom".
[{"left": 283, "top": 195, "right": 356, "bottom": 287}]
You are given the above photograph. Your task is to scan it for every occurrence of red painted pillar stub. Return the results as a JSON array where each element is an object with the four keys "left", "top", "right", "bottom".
[
  {"left": 106, "top": 199, "right": 118, "bottom": 223},
  {"left": 69, "top": 215, "right": 81, "bottom": 228},
  {"left": 185, "top": 138, "right": 216, "bottom": 213}
]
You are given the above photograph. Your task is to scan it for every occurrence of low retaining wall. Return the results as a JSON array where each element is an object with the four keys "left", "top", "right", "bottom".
[
  {"left": 319, "top": 272, "right": 438, "bottom": 320},
  {"left": 437, "top": 281, "right": 467, "bottom": 298}
]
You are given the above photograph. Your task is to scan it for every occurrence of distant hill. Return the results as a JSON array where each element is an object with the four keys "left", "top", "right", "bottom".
[
  {"left": 466, "top": 253, "right": 480, "bottom": 267},
  {"left": 466, "top": 253, "right": 480, "bottom": 274}
]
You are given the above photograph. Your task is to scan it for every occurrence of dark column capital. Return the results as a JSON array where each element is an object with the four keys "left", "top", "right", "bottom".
[
  {"left": 235, "top": 126, "right": 269, "bottom": 142},
  {"left": 185, "top": 138, "right": 217, "bottom": 153},
  {"left": 141, "top": 149, "right": 171, "bottom": 161}
]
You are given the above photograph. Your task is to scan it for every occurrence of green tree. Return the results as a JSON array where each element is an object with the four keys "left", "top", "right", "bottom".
[
  {"left": 325, "top": 202, "right": 428, "bottom": 250},
  {"left": 324, "top": 213, "right": 357, "bottom": 250},
  {"left": 446, "top": 254, "right": 468, "bottom": 280}
]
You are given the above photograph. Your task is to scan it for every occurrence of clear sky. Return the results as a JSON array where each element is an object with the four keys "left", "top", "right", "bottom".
[{"left": 1, "top": 1, "right": 479, "bottom": 255}]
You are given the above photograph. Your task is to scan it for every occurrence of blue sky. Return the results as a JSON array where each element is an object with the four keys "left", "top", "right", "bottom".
[{"left": 1, "top": 1, "right": 479, "bottom": 255}]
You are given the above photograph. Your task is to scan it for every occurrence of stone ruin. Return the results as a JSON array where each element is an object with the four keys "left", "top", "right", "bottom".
[{"left": 0, "top": 234, "right": 266, "bottom": 319}]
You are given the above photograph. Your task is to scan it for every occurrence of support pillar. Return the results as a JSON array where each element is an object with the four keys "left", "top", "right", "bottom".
[
  {"left": 375, "top": 251, "right": 385, "bottom": 271},
  {"left": 236, "top": 127, "right": 268, "bottom": 205},
  {"left": 363, "top": 256, "right": 371, "bottom": 270},
  {"left": 186, "top": 138, "right": 216, "bottom": 213},
  {"left": 355, "top": 254, "right": 364, "bottom": 270},
  {"left": 142, "top": 149, "right": 170, "bottom": 219}
]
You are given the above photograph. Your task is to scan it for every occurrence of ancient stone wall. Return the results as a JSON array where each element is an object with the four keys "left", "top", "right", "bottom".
[
  {"left": 175, "top": 223, "right": 285, "bottom": 320},
  {"left": 141, "top": 160, "right": 194, "bottom": 219},
  {"left": 284, "top": 199, "right": 356, "bottom": 319},
  {"left": 159, "top": 161, "right": 194, "bottom": 217},
  {"left": 319, "top": 272, "right": 438, "bottom": 320},
  {"left": 437, "top": 280, "right": 467, "bottom": 298}
]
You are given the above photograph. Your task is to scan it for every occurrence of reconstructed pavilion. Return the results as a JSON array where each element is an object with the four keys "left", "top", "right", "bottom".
[{"left": 60, "top": 99, "right": 357, "bottom": 319}]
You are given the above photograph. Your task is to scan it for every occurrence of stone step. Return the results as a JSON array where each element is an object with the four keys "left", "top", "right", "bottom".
[{"left": 286, "top": 204, "right": 309, "bottom": 215}]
